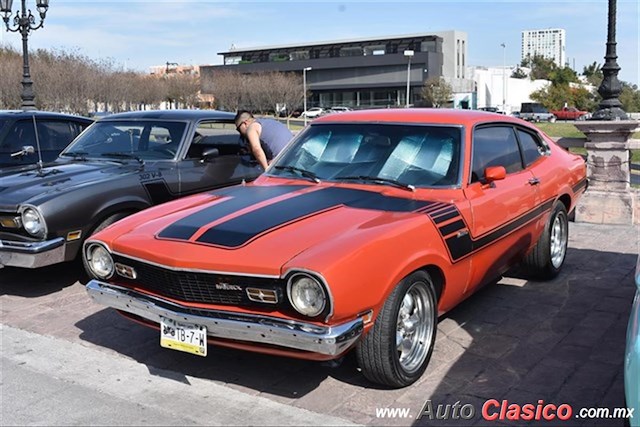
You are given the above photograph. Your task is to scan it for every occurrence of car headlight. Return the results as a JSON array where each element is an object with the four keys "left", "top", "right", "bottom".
[
  {"left": 85, "top": 243, "right": 114, "bottom": 279},
  {"left": 21, "top": 207, "right": 45, "bottom": 238},
  {"left": 287, "top": 273, "right": 327, "bottom": 317}
]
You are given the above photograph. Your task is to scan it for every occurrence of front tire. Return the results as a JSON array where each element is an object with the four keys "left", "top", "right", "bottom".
[
  {"left": 522, "top": 201, "right": 568, "bottom": 279},
  {"left": 356, "top": 270, "right": 437, "bottom": 388}
]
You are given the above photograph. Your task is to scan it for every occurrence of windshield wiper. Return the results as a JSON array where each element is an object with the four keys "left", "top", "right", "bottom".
[
  {"left": 334, "top": 175, "right": 415, "bottom": 192},
  {"left": 273, "top": 165, "right": 320, "bottom": 183},
  {"left": 61, "top": 151, "right": 89, "bottom": 160},
  {"left": 101, "top": 152, "right": 144, "bottom": 165}
]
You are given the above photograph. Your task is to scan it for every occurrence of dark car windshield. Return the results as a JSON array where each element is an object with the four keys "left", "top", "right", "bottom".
[
  {"left": 271, "top": 123, "right": 462, "bottom": 188},
  {"left": 63, "top": 120, "right": 187, "bottom": 160}
]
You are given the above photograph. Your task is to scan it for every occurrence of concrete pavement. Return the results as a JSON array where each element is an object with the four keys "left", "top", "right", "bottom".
[{"left": 1, "top": 222, "right": 638, "bottom": 426}]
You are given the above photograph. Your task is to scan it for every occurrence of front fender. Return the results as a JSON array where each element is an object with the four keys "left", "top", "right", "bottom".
[{"left": 284, "top": 218, "right": 469, "bottom": 323}]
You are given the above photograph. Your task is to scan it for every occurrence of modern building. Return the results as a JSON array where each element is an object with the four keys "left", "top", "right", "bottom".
[
  {"left": 200, "top": 31, "right": 470, "bottom": 109},
  {"left": 521, "top": 28, "right": 566, "bottom": 67}
]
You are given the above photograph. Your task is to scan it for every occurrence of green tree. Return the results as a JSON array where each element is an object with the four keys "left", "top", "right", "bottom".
[
  {"left": 521, "top": 54, "right": 557, "bottom": 80},
  {"left": 421, "top": 77, "right": 452, "bottom": 108},
  {"left": 619, "top": 82, "right": 640, "bottom": 112},
  {"left": 530, "top": 84, "right": 597, "bottom": 111},
  {"left": 582, "top": 62, "right": 603, "bottom": 87},
  {"left": 511, "top": 67, "right": 527, "bottom": 79}
]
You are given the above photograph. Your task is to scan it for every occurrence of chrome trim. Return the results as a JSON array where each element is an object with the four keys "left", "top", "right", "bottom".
[
  {"left": 86, "top": 280, "right": 363, "bottom": 356},
  {"left": 286, "top": 272, "right": 328, "bottom": 317},
  {"left": 0, "top": 237, "right": 65, "bottom": 268},
  {"left": 18, "top": 204, "right": 47, "bottom": 238},
  {"left": 283, "top": 267, "right": 334, "bottom": 321},
  {"left": 246, "top": 288, "right": 278, "bottom": 304}
]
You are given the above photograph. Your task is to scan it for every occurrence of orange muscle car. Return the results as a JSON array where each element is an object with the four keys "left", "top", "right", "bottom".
[{"left": 85, "top": 109, "right": 587, "bottom": 388}]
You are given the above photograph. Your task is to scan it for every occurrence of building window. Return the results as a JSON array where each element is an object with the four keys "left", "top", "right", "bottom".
[
  {"left": 421, "top": 40, "right": 437, "bottom": 53},
  {"left": 289, "top": 50, "right": 310, "bottom": 61},
  {"left": 224, "top": 56, "right": 242, "bottom": 65},
  {"left": 364, "top": 45, "right": 386, "bottom": 56},
  {"left": 269, "top": 52, "right": 290, "bottom": 62},
  {"left": 340, "top": 46, "right": 363, "bottom": 57}
]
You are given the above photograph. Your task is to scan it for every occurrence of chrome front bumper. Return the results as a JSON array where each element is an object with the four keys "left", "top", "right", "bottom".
[
  {"left": 86, "top": 280, "right": 364, "bottom": 356},
  {"left": 0, "top": 237, "right": 66, "bottom": 268}
]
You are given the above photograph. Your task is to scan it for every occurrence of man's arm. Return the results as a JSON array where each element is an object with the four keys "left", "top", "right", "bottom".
[{"left": 246, "top": 123, "right": 268, "bottom": 170}]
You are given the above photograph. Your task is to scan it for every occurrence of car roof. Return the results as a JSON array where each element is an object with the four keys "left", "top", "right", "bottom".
[
  {"left": 0, "top": 110, "right": 93, "bottom": 122},
  {"left": 101, "top": 109, "right": 236, "bottom": 121},
  {"left": 312, "top": 108, "right": 524, "bottom": 127}
]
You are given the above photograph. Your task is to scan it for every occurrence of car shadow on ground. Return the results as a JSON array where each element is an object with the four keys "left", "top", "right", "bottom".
[
  {"left": 0, "top": 261, "right": 82, "bottom": 297},
  {"left": 405, "top": 247, "right": 636, "bottom": 427},
  {"left": 74, "top": 246, "right": 636, "bottom": 416}
]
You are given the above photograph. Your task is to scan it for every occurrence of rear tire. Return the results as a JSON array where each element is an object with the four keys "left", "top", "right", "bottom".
[
  {"left": 356, "top": 270, "right": 437, "bottom": 388},
  {"left": 522, "top": 201, "right": 568, "bottom": 280}
]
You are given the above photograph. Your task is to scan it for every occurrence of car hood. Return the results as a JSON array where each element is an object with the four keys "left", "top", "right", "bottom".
[
  {"left": 0, "top": 160, "right": 141, "bottom": 210},
  {"left": 106, "top": 184, "right": 435, "bottom": 276}
]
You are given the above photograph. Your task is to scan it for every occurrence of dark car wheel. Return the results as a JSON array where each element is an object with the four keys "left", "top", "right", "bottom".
[
  {"left": 356, "top": 270, "right": 437, "bottom": 388},
  {"left": 522, "top": 201, "right": 568, "bottom": 280}
]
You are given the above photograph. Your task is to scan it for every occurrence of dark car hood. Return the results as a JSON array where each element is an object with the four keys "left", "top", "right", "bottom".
[{"left": 0, "top": 160, "right": 141, "bottom": 210}]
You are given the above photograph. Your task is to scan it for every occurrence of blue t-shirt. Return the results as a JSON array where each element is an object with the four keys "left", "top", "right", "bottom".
[{"left": 251, "top": 119, "right": 293, "bottom": 160}]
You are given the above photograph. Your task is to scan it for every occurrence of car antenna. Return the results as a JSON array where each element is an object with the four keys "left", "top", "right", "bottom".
[{"left": 31, "top": 113, "right": 44, "bottom": 171}]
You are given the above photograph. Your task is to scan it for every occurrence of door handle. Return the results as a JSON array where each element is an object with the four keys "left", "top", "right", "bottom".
[{"left": 528, "top": 177, "right": 540, "bottom": 186}]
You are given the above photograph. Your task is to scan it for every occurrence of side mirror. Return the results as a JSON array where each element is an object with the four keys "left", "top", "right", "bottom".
[
  {"left": 10, "top": 145, "right": 35, "bottom": 158},
  {"left": 201, "top": 147, "right": 220, "bottom": 162},
  {"left": 484, "top": 166, "right": 506, "bottom": 183}
]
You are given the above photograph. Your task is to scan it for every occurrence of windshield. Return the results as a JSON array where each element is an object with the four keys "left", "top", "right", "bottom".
[
  {"left": 63, "top": 120, "right": 187, "bottom": 160},
  {"left": 271, "top": 123, "right": 462, "bottom": 188}
]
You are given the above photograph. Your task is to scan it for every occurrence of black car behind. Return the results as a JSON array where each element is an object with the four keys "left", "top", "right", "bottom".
[
  {"left": 0, "top": 111, "right": 93, "bottom": 169},
  {"left": 0, "top": 109, "right": 266, "bottom": 269}
]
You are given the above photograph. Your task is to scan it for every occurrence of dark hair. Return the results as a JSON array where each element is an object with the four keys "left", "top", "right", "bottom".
[{"left": 234, "top": 110, "right": 254, "bottom": 125}]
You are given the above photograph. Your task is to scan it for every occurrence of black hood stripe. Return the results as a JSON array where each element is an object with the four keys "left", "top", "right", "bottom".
[
  {"left": 194, "top": 187, "right": 433, "bottom": 248},
  {"left": 158, "top": 185, "right": 308, "bottom": 240}
]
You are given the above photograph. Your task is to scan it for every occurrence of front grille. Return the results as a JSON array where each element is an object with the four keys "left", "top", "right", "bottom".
[{"left": 112, "top": 255, "right": 285, "bottom": 307}]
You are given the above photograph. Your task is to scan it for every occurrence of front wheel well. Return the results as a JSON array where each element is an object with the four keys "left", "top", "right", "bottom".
[{"left": 421, "top": 265, "right": 445, "bottom": 302}]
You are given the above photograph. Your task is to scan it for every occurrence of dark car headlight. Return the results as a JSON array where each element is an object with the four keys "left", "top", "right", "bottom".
[
  {"left": 85, "top": 243, "right": 115, "bottom": 279},
  {"left": 20, "top": 207, "right": 46, "bottom": 238},
  {"left": 287, "top": 272, "right": 327, "bottom": 317}
]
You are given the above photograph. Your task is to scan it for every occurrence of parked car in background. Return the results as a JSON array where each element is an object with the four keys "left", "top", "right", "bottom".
[
  {"left": 0, "top": 110, "right": 263, "bottom": 270},
  {"left": 519, "top": 103, "right": 557, "bottom": 123},
  {"left": 550, "top": 107, "right": 590, "bottom": 121},
  {"left": 625, "top": 255, "right": 640, "bottom": 426},
  {"left": 85, "top": 109, "right": 586, "bottom": 388},
  {"left": 329, "top": 106, "right": 353, "bottom": 114},
  {"left": 300, "top": 107, "right": 325, "bottom": 118},
  {"left": 478, "top": 107, "right": 505, "bottom": 114},
  {"left": 0, "top": 111, "right": 93, "bottom": 169}
]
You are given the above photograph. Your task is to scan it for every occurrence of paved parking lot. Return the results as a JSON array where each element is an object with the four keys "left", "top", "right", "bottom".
[{"left": 1, "top": 222, "right": 638, "bottom": 426}]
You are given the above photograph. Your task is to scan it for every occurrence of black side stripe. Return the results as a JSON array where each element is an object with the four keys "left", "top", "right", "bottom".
[
  {"left": 196, "top": 187, "right": 433, "bottom": 247},
  {"left": 572, "top": 178, "right": 587, "bottom": 194},
  {"left": 444, "top": 199, "right": 555, "bottom": 262},
  {"left": 158, "top": 185, "right": 307, "bottom": 240}
]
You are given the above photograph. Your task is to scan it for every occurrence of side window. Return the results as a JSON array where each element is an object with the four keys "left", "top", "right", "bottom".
[
  {"left": 1, "top": 120, "right": 35, "bottom": 153},
  {"left": 186, "top": 122, "right": 240, "bottom": 159},
  {"left": 517, "top": 129, "right": 546, "bottom": 167},
  {"left": 37, "top": 121, "right": 75, "bottom": 150},
  {"left": 471, "top": 126, "right": 523, "bottom": 182}
]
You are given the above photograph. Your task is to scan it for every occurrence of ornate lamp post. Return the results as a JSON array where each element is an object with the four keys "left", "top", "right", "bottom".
[
  {"left": 0, "top": 0, "right": 49, "bottom": 111},
  {"left": 591, "top": 0, "right": 627, "bottom": 120}
]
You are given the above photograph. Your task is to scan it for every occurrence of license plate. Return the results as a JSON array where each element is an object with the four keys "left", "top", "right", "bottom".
[{"left": 160, "top": 317, "right": 207, "bottom": 357}]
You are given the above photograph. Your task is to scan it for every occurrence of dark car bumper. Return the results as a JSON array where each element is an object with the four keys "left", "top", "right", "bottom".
[
  {"left": 0, "top": 237, "right": 66, "bottom": 268},
  {"left": 86, "top": 280, "right": 364, "bottom": 356}
]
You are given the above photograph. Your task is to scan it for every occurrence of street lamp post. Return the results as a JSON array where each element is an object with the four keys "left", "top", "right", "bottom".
[
  {"left": 591, "top": 0, "right": 627, "bottom": 120},
  {"left": 165, "top": 61, "right": 178, "bottom": 74},
  {"left": 0, "top": 0, "right": 49, "bottom": 111},
  {"left": 501, "top": 43, "right": 506, "bottom": 113},
  {"left": 404, "top": 50, "right": 414, "bottom": 107},
  {"left": 302, "top": 66, "right": 312, "bottom": 126}
]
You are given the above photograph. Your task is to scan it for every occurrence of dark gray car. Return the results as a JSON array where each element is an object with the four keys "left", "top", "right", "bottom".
[
  {"left": 0, "top": 111, "right": 93, "bottom": 169},
  {"left": 0, "top": 110, "right": 264, "bottom": 269}
]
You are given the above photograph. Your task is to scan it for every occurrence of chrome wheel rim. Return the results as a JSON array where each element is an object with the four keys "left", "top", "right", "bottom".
[
  {"left": 550, "top": 212, "right": 567, "bottom": 269},
  {"left": 396, "top": 282, "right": 434, "bottom": 373}
]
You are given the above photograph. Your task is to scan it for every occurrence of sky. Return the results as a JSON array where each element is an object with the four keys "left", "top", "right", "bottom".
[{"left": 0, "top": 0, "right": 638, "bottom": 85}]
